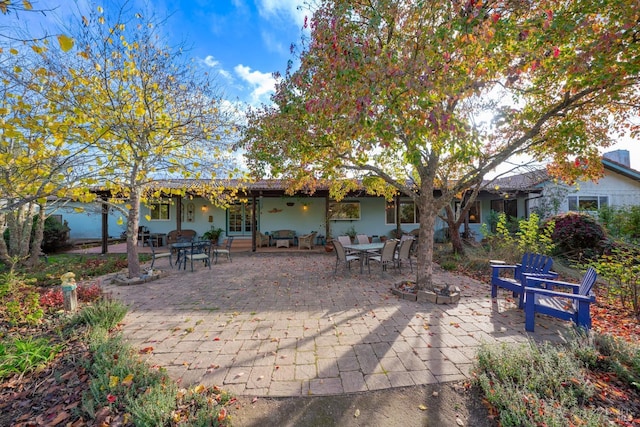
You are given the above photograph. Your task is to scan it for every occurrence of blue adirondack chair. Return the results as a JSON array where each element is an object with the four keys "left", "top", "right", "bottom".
[
  {"left": 523, "top": 267, "right": 597, "bottom": 332},
  {"left": 491, "top": 253, "right": 558, "bottom": 308}
]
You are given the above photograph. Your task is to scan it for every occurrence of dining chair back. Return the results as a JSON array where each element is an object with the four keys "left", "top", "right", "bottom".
[
  {"left": 369, "top": 239, "right": 398, "bottom": 272},
  {"left": 395, "top": 237, "right": 414, "bottom": 273},
  {"left": 332, "top": 239, "right": 360, "bottom": 275},
  {"left": 337, "top": 235, "right": 352, "bottom": 246},
  {"left": 183, "top": 241, "right": 212, "bottom": 271},
  {"left": 356, "top": 234, "right": 370, "bottom": 244},
  {"left": 214, "top": 236, "right": 234, "bottom": 263}
]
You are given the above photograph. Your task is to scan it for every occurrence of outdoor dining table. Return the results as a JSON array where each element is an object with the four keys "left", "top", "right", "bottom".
[{"left": 343, "top": 242, "right": 384, "bottom": 273}]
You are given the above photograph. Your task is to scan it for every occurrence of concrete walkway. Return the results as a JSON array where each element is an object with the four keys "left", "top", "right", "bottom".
[{"left": 102, "top": 251, "right": 573, "bottom": 397}]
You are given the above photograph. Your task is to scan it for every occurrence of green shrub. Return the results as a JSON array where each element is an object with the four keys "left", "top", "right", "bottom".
[
  {"left": 440, "top": 260, "right": 458, "bottom": 271},
  {"left": 591, "top": 334, "right": 640, "bottom": 390},
  {"left": 515, "top": 213, "right": 555, "bottom": 255},
  {"left": 599, "top": 205, "right": 640, "bottom": 242},
  {"left": 624, "top": 205, "right": 640, "bottom": 240},
  {"left": 73, "top": 298, "right": 128, "bottom": 331},
  {"left": 480, "top": 212, "right": 555, "bottom": 264},
  {"left": 550, "top": 212, "right": 607, "bottom": 260},
  {"left": 29, "top": 254, "right": 134, "bottom": 287},
  {"left": 588, "top": 245, "right": 640, "bottom": 316},
  {"left": 82, "top": 326, "right": 231, "bottom": 426},
  {"left": 1, "top": 215, "right": 70, "bottom": 255},
  {"left": 474, "top": 341, "right": 605, "bottom": 426},
  {"left": 40, "top": 216, "right": 71, "bottom": 253},
  {"left": 4, "top": 291, "right": 44, "bottom": 326},
  {"left": 0, "top": 337, "right": 62, "bottom": 380}
]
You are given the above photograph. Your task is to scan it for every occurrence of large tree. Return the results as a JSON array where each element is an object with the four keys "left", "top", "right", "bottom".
[
  {"left": 47, "top": 4, "right": 238, "bottom": 278},
  {"left": 0, "top": 37, "right": 96, "bottom": 268},
  {"left": 243, "top": 0, "right": 640, "bottom": 290}
]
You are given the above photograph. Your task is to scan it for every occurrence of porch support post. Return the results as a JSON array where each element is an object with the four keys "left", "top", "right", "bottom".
[
  {"left": 101, "top": 193, "right": 109, "bottom": 254},
  {"left": 395, "top": 194, "right": 401, "bottom": 237},
  {"left": 251, "top": 194, "right": 257, "bottom": 252},
  {"left": 325, "top": 195, "right": 330, "bottom": 240},
  {"left": 176, "top": 196, "right": 182, "bottom": 231}
]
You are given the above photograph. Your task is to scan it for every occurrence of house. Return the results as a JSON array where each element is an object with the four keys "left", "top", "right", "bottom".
[
  {"left": 492, "top": 150, "right": 640, "bottom": 222},
  {"left": 53, "top": 151, "right": 640, "bottom": 249}
]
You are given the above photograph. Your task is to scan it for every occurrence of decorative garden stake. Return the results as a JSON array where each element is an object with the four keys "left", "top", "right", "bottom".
[{"left": 60, "top": 272, "right": 78, "bottom": 312}]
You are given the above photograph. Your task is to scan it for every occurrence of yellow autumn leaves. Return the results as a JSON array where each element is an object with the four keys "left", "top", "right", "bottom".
[
  {"left": 109, "top": 373, "right": 134, "bottom": 388},
  {"left": 0, "top": 0, "right": 32, "bottom": 14}
]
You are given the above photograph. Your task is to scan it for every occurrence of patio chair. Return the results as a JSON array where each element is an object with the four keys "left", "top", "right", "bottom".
[
  {"left": 337, "top": 235, "right": 352, "bottom": 245},
  {"left": 491, "top": 253, "right": 558, "bottom": 308},
  {"left": 332, "top": 239, "right": 360, "bottom": 275},
  {"left": 369, "top": 239, "right": 398, "bottom": 273},
  {"left": 137, "top": 226, "right": 150, "bottom": 246},
  {"left": 257, "top": 231, "right": 270, "bottom": 248},
  {"left": 214, "top": 236, "right": 234, "bottom": 263},
  {"left": 336, "top": 235, "right": 356, "bottom": 255},
  {"left": 356, "top": 234, "right": 370, "bottom": 244},
  {"left": 394, "top": 237, "right": 414, "bottom": 273},
  {"left": 182, "top": 241, "right": 212, "bottom": 271},
  {"left": 523, "top": 267, "right": 597, "bottom": 332},
  {"left": 149, "top": 243, "right": 172, "bottom": 269},
  {"left": 298, "top": 232, "right": 317, "bottom": 250}
]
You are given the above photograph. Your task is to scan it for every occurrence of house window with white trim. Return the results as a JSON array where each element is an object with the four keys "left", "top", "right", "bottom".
[
  {"left": 385, "top": 200, "right": 419, "bottom": 224},
  {"left": 149, "top": 201, "right": 170, "bottom": 220},
  {"left": 567, "top": 196, "right": 608, "bottom": 212}
]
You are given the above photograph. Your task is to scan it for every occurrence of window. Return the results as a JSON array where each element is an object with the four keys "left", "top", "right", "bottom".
[
  {"left": 328, "top": 201, "right": 361, "bottom": 220},
  {"left": 453, "top": 201, "right": 481, "bottom": 223},
  {"left": 568, "top": 196, "right": 608, "bottom": 212},
  {"left": 386, "top": 200, "right": 419, "bottom": 224},
  {"left": 491, "top": 199, "right": 518, "bottom": 219},
  {"left": 149, "top": 201, "right": 170, "bottom": 220}
]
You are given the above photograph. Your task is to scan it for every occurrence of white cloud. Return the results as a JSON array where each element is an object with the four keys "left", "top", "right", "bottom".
[
  {"left": 203, "top": 55, "right": 219, "bottom": 68},
  {"left": 256, "top": 0, "right": 306, "bottom": 25},
  {"left": 234, "top": 64, "right": 276, "bottom": 105},
  {"left": 201, "top": 55, "right": 235, "bottom": 84}
]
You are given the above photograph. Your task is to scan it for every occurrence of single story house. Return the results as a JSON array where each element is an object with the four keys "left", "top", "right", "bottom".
[{"left": 52, "top": 150, "right": 640, "bottom": 250}]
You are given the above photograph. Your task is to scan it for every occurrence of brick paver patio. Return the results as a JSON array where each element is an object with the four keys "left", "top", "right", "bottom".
[{"left": 102, "top": 251, "right": 574, "bottom": 397}]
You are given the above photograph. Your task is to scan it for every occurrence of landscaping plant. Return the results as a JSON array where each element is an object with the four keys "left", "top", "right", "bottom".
[
  {"left": 480, "top": 212, "right": 555, "bottom": 264},
  {"left": 550, "top": 212, "right": 607, "bottom": 260},
  {"left": 588, "top": 246, "right": 640, "bottom": 317},
  {"left": 474, "top": 340, "right": 604, "bottom": 426}
]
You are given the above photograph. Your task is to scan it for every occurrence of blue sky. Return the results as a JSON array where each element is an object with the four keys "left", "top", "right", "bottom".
[
  {"left": 159, "top": 0, "right": 305, "bottom": 105},
  {"left": 5, "top": 0, "right": 306, "bottom": 106}
]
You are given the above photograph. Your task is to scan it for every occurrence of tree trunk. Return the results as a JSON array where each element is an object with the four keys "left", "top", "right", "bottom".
[
  {"left": 449, "top": 223, "right": 465, "bottom": 255},
  {"left": 415, "top": 193, "right": 437, "bottom": 291},
  {"left": 0, "top": 211, "right": 11, "bottom": 266},
  {"left": 442, "top": 205, "right": 465, "bottom": 255},
  {"left": 27, "top": 203, "right": 46, "bottom": 268},
  {"left": 126, "top": 189, "right": 142, "bottom": 279},
  {"left": 4, "top": 203, "right": 35, "bottom": 264}
]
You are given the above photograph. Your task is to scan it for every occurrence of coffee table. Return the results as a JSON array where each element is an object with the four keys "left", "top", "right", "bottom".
[{"left": 276, "top": 239, "right": 290, "bottom": 248}]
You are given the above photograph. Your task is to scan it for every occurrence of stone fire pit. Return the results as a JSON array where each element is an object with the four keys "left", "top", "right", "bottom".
[
  {"left": 110, "top": 269, "right": 168, "bottom": 286},
  {"left": 417, "top": 285, "right": 461, "bottom": 304}
]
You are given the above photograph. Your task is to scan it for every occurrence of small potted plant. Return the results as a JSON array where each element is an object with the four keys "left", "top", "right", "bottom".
[
  {"left": 325, "top": 237, "right": 334, "bottom": 252},
  {"left": 345, "top": 225, "right": 358, "bottom": 242},
  {"left": 202, "top": 226, "right": 223, "bottom": 245}
]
